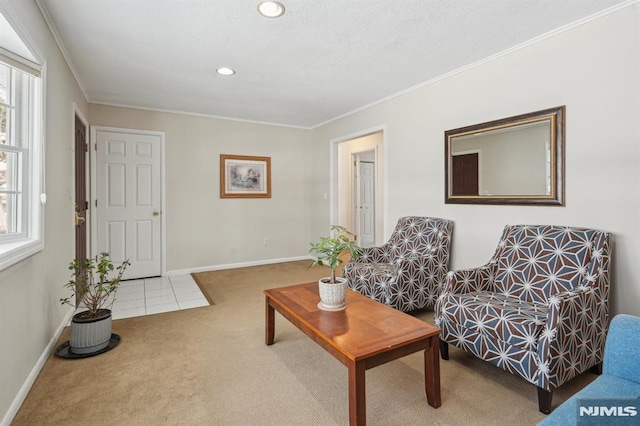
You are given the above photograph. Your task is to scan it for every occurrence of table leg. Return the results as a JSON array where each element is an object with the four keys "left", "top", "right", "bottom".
[
  {"left": 424, "top": 336, "right": 441, "bottom": 408},
  {"left": 265, "top": 297, "right": 275, "bottom": 346},
  {"left": 348, "top": 361, "right": 366, "bottom": 426}
]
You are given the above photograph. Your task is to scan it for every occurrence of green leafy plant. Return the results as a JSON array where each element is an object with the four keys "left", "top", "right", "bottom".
[
  {"left": 308, "top": 225, "right": 361, "bottom": 283},
  {"left": 61, "top": 252, "right": 130, "bottom": 319}
]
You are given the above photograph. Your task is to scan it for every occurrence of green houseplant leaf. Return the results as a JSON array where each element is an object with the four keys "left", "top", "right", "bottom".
[
  {"left": 60, "top": 252, "right": 130, "bottom": 319},
  {"left": 308, "top": 225, "right": 361, "bottom": 283}
]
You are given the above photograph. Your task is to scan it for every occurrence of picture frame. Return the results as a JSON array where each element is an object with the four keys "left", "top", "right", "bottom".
[{"left": 220, "top": 154, "right": 271, "bottom": 198}]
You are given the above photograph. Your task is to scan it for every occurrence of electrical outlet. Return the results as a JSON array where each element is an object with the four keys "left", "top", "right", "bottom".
[{"left": 264, "top": 238, "right": 269, "bottom": 246}]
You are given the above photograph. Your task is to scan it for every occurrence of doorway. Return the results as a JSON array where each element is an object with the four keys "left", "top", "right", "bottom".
[{"left": 331, "top": 128, "right": 385, "bottom": 246}]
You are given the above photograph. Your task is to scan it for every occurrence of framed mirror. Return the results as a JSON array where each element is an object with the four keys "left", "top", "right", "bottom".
[{"left": 445, "top": 106, "right": 565, "bottom": 206}]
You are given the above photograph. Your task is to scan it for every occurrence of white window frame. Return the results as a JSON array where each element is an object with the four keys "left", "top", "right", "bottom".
[{"left": 0, "top": 6, "right": 45, "bottom": 272}]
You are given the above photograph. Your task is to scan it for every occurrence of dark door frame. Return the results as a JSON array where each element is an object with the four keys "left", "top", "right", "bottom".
[{"left": 74, "top": 110, "right": 89, "bottom": 304}]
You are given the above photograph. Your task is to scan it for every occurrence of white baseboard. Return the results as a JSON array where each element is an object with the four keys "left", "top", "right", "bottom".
[
  {"left": 2, "top": 307, "right": 74, "bottom": 426},
  {"left": 166, "top": 255, "right": 313, "bottom": 276}
]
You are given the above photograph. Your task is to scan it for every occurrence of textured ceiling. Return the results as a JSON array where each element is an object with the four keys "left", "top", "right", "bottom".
[{"left": 38, "top": 0, "right": 629, "bottom": 128}]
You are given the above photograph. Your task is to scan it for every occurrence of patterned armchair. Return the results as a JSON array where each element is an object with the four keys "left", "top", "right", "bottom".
[
  {"left": 343, "top": 216, "right": 453, "bottom": 312},
  {"left": 435, "top": 225, "right": 611, "bottom": 414}
]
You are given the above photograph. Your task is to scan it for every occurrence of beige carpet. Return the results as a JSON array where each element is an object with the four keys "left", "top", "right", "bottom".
[{"left": 12, "top": 260, "right": 595, "bottom": 425}]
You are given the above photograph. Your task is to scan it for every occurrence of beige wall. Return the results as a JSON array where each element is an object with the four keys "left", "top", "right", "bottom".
[
  {"left": 312, "top": 5, "right": 640, "bottom": 317},
  {"left": 88, "top": 105, "right": 313, "bottom": 271},
  {"left": 0, "top": 0, "right": 88, "bottom": 422}
]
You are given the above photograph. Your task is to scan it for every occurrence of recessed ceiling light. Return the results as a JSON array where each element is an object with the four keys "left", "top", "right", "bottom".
[
  {"left": 216, "top": 67, "right": 236, "bottom": 76},
  {"left": 257, "top": 1, "right": 285, "bottom": 18}
]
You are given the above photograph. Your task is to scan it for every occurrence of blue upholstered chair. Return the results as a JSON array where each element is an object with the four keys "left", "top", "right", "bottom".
[
  {"left": 538, "top": 314, "right": 640, "bottom": 425},
  {"left": 435, "top": 225, "right": 611, "bottom": 413},
  {"left": 343, "top": 216, "right": 453, "bottom": 312}
]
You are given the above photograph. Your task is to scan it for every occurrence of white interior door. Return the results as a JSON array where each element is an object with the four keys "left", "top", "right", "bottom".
[
  {"left": 95, "top": 129, "right": 162, "bottom": 279},
  {"left": 358, "top": 160, "right": 375, "bottom": 246}
]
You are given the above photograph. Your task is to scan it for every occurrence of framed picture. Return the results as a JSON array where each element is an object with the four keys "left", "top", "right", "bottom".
[{"left": 220, "top": 154, "right": 271, "bottom": 198}]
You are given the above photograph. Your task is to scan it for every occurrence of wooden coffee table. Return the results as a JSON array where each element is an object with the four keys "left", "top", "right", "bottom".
[{"left": 264, "top": 282, "right": 441, "bottom": 426}]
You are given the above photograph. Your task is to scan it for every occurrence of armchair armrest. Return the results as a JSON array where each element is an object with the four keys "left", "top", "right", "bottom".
[
  {"left": 537, "top": 282, "right": 609, "bottom": 388},
  {"left": 442, "top": 261, "right": 497, "bottom": 294},
  {"left": 545, "top": 265, "right": 610, "bottom": 331},
  {"left": 603, "top": 314, "right": 640, "bottom": 383}
]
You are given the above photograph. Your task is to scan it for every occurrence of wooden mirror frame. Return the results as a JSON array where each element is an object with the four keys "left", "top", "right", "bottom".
[{"left": 445, "top": 106, "right": 565, "bottom": 206}]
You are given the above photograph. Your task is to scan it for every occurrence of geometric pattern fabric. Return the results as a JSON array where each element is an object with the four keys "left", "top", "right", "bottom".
[
  {"left": 435, "top": 225, "right": 611, "bottom": 396},
  {"left": 343, "top": 216, "right": 453, "bottom": 312}
]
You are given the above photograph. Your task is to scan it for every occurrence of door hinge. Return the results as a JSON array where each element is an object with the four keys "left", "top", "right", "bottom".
[
  {"left": 85, "top": 201, "right": 89, "bottom": 210},
  {"left": 95, "top": 199, "right": 98, "bottom": 207},
  {"left": 94, "top": 143, "right": 97, "bottom": 151},
  {"left": 84, "top": 143, "right": 88, "bottom": 152}
]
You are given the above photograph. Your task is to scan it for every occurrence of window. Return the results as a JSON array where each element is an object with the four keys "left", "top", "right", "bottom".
[
  {"left": 0, "top": 25, "right": 44, "bottom": 271},
  {"left": 1, "top": 64, "right": 26, "bottom": 237}
]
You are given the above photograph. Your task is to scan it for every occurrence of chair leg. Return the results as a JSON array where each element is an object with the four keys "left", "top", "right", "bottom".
[
  {"left": 537, "top": 387, "right": 552, "bottom": 414},
  {"left": 590, "top": 362, "right": 603, "bottom": 375},
  {"left": 439, "top": 339, "right": 449, "bottom": 360}
]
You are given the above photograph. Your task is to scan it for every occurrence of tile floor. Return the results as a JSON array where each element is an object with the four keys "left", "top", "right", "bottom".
[{"left": 108, "top": 274, "right": 209, "bottom": 320}]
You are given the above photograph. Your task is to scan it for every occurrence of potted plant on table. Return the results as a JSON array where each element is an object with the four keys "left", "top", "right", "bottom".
[
  {"left": 59, "top": 252, "right": 129, "bottom": 356},
  {"left": 309, "top": 225, "right": 361, "bottom": 311}
]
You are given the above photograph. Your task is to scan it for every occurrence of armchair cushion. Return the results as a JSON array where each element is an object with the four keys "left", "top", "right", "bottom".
[{"left": 439, "top": 291, "right": 548, "bottom": 352}]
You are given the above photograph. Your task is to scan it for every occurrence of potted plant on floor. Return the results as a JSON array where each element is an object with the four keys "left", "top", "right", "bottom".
[
  {"left": 59, "top": 252, "right": 129, "bottom": 357},
  {"left": 309, "top": 225, "right": 361, "bottom": 311}
]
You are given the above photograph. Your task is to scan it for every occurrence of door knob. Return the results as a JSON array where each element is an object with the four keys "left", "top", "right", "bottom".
[
  {"left": 153, "top": 211, "right": 160, "bottom": 216},
  {"left": 74, "top": 212, "right": 85, "bottom": 225}
]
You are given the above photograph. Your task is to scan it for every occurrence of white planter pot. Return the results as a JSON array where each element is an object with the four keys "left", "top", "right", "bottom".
[
  {"left": 318, "top": 277, "right": 348, "bottom": 310},
  {"left": 70, "top": 309, "right": 113, "bottom": 355}
]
